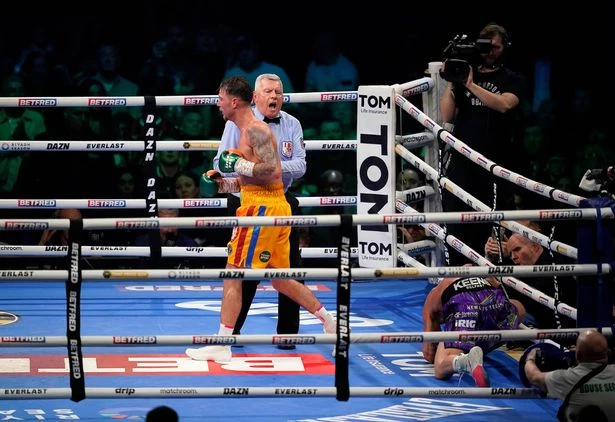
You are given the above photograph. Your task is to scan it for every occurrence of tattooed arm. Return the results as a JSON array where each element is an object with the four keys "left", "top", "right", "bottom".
[{"left": 247, "top": 125, "right": 280, "bottom": 177}]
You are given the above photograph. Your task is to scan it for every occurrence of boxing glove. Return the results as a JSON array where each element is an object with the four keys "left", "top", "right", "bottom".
[
  {"left": 200, "top": 170, "right": 221, "bottom": 197},
  {"left": 219, "top": 148, "right": 255, "bottom": 176}
]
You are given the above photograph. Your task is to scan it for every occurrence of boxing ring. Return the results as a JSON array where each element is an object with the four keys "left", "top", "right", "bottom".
[{"left": 0, "top": 67, "right": 614, "bottom": 421}]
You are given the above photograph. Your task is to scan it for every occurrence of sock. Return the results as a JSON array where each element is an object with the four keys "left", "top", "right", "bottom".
[
  {"left": 452, "top": 353, "right": 466, "bottom": 373},
  {"left": 218, "top": 323, "right": 234, "bottom": 336}
]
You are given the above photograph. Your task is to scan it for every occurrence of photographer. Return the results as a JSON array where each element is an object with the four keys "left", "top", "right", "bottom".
[
  {"left": 439, "top": 23, "right": 527, "bottom": 264},
  {"left": 523, "top": 330, "right": 615, "bottom": 421}
]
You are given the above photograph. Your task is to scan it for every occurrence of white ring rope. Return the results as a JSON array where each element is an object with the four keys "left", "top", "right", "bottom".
[
  {"left": 0, "top": 139, "right": 356, "bottom": 152},
  {"left": 0, "top": 245, "right": 361, "bottom": 258},
  {"left": 0, "top": 386, "right": 542, "bottom": 399},
  {"left": 394, "top": 201, "right": 577, "bottom": 319},
  {"left": 395, "top": 94, "right": 586, "bottom": 208},
  {"left": 0, "top": 263, "right": 607, "bottom": 281},
  {"left": 396, "top": 185, "right": 436, "bottom": 204},
  {"left": 1, "top": 208, "right": 608, "bottom": 233},
  {"left": 395, "top": 131, "right": 435, "bottom": 148},
  {"left": 0, "top": 196, "right": 357, "bottom": 210},
  {"left": 1, "top": 244, "right": 432, "bottom": 259},
  {"left": 396, "top": 143, "right": 579, "bottom": 259},
  {"left": 0, "top": 91, "right": 363, "bottom": 109},
  {"left": 2, "top": 327, "right": 610, "bottom": 347}
]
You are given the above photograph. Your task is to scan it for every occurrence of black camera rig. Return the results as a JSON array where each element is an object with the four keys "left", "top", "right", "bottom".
[{"left": 440, "top": 34, "right": 492, "bottom": 83}]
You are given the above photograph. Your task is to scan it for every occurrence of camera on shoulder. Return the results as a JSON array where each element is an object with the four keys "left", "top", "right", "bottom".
[{"left": 440, "top": 34, "right": 492, "bottom": 83}]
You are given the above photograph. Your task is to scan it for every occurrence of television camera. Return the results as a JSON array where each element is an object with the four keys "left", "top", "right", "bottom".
[{"left": 440, "top": 34, "right": 492, "bottom": 83}]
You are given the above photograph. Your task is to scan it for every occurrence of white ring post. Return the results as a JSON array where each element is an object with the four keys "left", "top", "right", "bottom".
[
  {"left": 423, "top": 62, "right": 447, "bottom": 267},
  {"left": 356, "top": 86, "right": 397, "bottom": 267}
]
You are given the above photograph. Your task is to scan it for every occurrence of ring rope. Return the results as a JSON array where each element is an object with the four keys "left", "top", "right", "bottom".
[
  {"left": 395, "top": 93, "right": 585, "bottom": 207},
  {"left": 0, "top": 263, "right": 602, "bottom": 281},
  {"left": 395, "top": 131, "right": 435, "bottom": 148},
  {"left": 0, "top": 139, "right": 356, "bottom": 152},
  {"left": 2, "top": 328, "right": 611, "bottom": 347},
  {"left": 1, "top": 208, "right": 608, "bottom": 233},
  {"left": 1, "top": 91, "right": 359, "bottom": 108},
  {"left": 0, "top": 242, "right": 433, "bottom": 258},
  {"left": 0, "top": 195, "right": 357, "bottom": 210},
  {"left": 396, "top": 144, "right": 579, "bottom": 259},
  {"left": 0, "top": 245, "right": 363, "bottom": 258},
  {"left": 0, "top": 386, "right": 543, "bottom": 400},
  {"left": 396, "top": 200, "right": 578, "bottom": 319}
]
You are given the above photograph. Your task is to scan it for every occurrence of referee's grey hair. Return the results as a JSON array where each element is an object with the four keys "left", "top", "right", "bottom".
[{"left": 255, "top": 73, "right": 283, "bottom": 91}]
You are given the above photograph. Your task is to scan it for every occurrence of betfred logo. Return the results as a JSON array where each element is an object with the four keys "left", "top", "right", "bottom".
[
  {"left": 195, "top": 218, "right": 238, "bottom": 227},
  {"left": 4, "top": 221, "right": 48, "bottom": 230},
  {"left": 18, "top": 98, "right": 57, "bottom": 107},
  {"left": 115, "top": 220, "right": 159, "bottom": 229},
  {"left": 538, "top": 210, "right": 582, "bottom": 220},
  {"left": 401, "top": 81, "right": 429, "bottom": 97},
  {"left": 184, "top": 96, "right": 219, "bottom": 105},
  {"left": 274, "top": 217, "right": 317, "bottom": 226},
  {"left": 17, "top": 199, "right": 56, "bottom": 207},
  {"left": 88, "top": 200, "right": 127, "bottom": 208},
  {"left": 88, "top": 98, "right": 127, "bottom": 106},
  {"left": 183, "top": 199, "right": 222, "bottom": 207},
  {"left": 320, "top": 196, "right": 356, "bottom": 205},
  {"left": 321, "top": 92, "right": 358, "bottom": 102}
]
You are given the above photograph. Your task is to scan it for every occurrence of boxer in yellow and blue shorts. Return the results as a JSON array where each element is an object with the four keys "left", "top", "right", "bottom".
[
  {"left": 185, "top": 76, "right": 336, "bottom": 363},
  {"left": 228, "top": 183, "right": 290, "bottom": 269}
]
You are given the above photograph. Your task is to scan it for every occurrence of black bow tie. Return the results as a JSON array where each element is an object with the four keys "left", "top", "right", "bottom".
[{"left": 263, "top": 116, "right": 281, "bottom": 124}]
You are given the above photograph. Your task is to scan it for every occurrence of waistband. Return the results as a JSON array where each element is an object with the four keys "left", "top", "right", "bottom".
[{"left": 241, "top": 183, "right": 285, "bottom": 202}]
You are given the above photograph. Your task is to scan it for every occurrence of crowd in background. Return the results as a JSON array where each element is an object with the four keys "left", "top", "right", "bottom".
[{"left": 0, "top": 13, "right": 611, "bottom": 269}]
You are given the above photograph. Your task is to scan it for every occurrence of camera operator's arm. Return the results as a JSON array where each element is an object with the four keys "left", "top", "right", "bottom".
[
  {"left": 439, "top": 81, "right": 457, "bottom": 123},
  {"left": 464, "top": 67, "right": 519, "bottom": 113},
  {"left": 523, "top": 348, "right": 547, "bottom": 390}
]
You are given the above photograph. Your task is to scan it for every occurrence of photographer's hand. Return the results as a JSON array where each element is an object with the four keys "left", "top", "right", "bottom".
[
  {"left": 464, "top": 72, "right": 519, "bottom": 113},
  {"left": 439, "top": 69, "right": 456, "bottom": 122},
  {"left": 464, "top": 66, "right": 474, "bottom": 89}
]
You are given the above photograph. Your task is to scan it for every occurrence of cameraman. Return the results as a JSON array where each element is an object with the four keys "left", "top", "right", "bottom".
[
  {"left": 523, "top": 330, "right": 615, "bottom": 421},
  {"left": 439, "top": 22, "right": 527, "bottom": 264}
]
